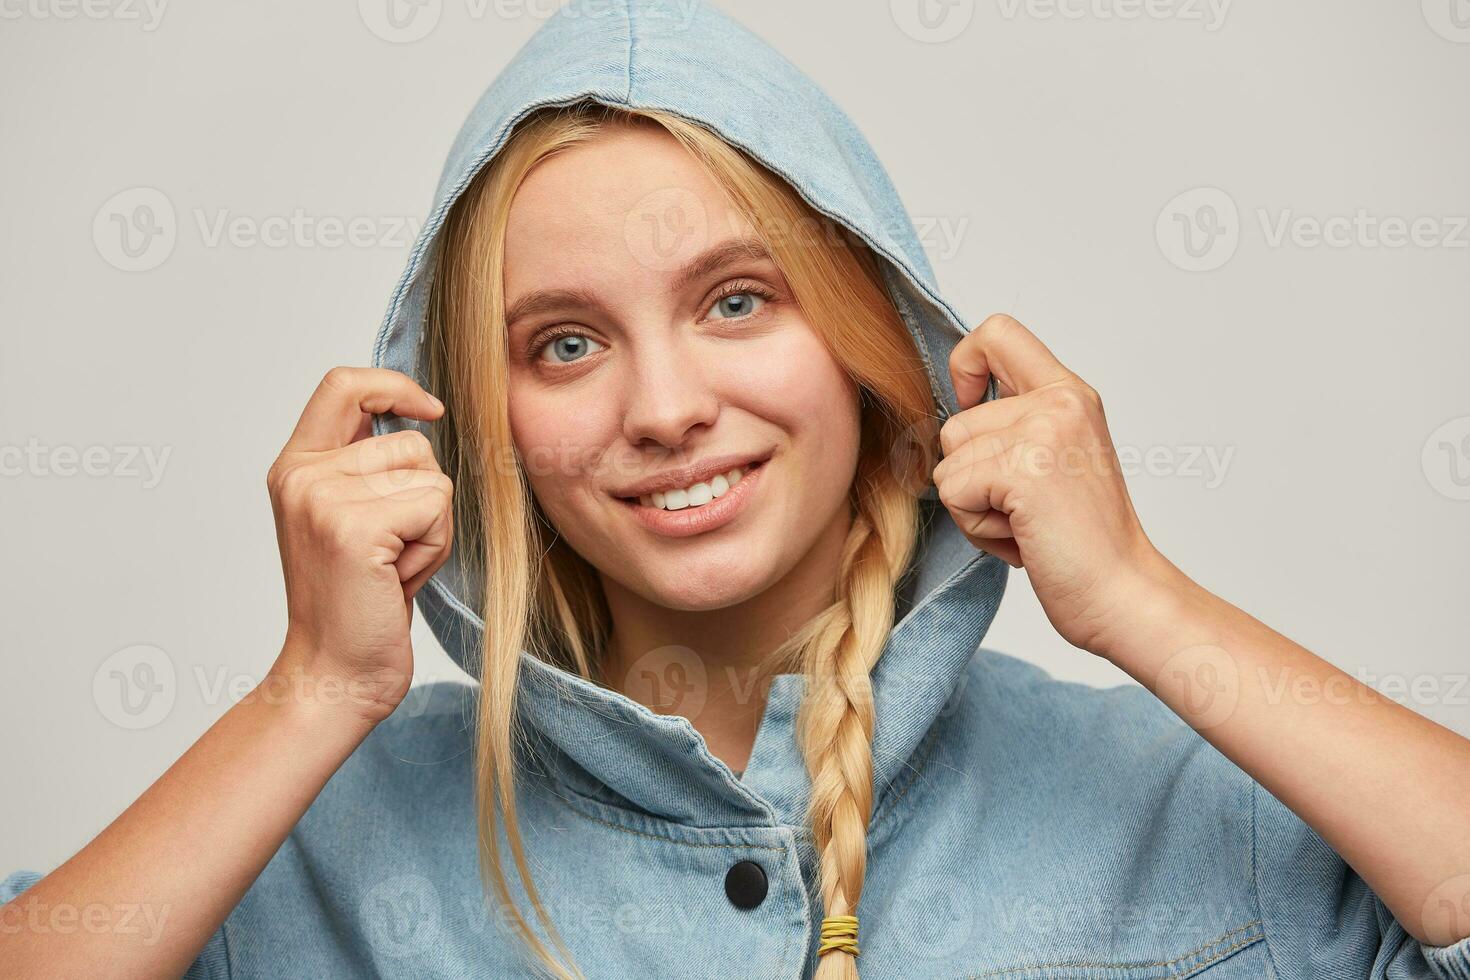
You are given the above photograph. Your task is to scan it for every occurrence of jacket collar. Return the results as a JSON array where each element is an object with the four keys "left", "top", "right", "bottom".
[{"left": 412, "top": 500, "right": 1007, "bottom": 827}]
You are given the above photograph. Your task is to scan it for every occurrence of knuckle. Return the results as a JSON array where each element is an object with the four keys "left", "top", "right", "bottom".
[
  {"left": 977, "top": 313, "right": 1020, "bottom": 337},
  {"left": 320, "top": 365, "right": 357, "bottom": 393},
  {"left": 274, "top": 462, "right": 313, "bottom": 502},
  {"left": 1043, "top": 384, "right": 1091, "bottom": 415}
]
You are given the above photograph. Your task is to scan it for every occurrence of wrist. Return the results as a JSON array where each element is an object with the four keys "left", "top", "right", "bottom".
[
  {"left": 251, "top": 640, "right": 402, "bottom": 737},
  {"left": 1090, "top": 547, "right": 1210, "bottom": 668}
]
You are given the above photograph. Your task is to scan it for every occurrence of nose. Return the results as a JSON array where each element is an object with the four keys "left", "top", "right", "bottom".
[{"left": 620, "top": 335, "right": 720, "bottom": 450}]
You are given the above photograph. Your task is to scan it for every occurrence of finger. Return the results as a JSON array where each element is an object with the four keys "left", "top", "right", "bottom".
[
  {"left": 350, "top": 471, "right": 454, "bottom": 567},
  {"left": 973, "top": 536, "right": 1023, "bottom": 567},
  {"left": 947, "top": 506, "right": 1014, "bottom": 542},
  {"left": 285, "top": 367, "right": 444, "bottom": 453},
  {"left": 950, "top": 314, "right": 1076, "bottom": 410},
  {"left": 333, "top": 429, "right": 442, "bottom": 480},
  {"left": 399, "top": 490, "right": 454, "bottom": 597},
  {"left": 938, "top": 388, "right": 1037, "bottom": 458},
  {"left": 933, "top": 424, "right": 1018, "bottom": 505}
]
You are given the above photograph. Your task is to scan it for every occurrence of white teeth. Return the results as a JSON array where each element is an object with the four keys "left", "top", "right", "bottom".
[{"left": 639, "top": 466, "right": 748, "bottom": 511}]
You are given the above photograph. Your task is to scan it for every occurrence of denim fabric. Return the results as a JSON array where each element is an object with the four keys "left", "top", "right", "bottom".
[{"left": 6, "top": 0, "right": 1470, "bottom": 977}]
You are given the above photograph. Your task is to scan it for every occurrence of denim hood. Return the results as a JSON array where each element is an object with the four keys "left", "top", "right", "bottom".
[{"left": 370, "top": 0, "right": 1009, "bottom": 826}]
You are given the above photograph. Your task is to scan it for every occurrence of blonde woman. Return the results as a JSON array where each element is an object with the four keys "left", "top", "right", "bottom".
[{"left": 4, "top": 2, "right": 1469, "bottom": 978}]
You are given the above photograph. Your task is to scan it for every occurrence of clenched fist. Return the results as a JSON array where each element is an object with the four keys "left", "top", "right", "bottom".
[{"left": 265, "top": 367, "right": 453, "bottom": 724}]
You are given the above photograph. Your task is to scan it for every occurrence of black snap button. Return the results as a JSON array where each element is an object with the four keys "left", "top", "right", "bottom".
[{"left": 724, "top": 860, "right": 767, "bottom": 910}]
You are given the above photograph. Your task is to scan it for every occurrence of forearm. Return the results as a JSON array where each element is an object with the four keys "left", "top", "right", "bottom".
[
  {"left": 0, "top": 651, "right": 376, "bottom": 978},
  {"left": 1099, "top": 556, "right": 1470, "bottom": 946}
]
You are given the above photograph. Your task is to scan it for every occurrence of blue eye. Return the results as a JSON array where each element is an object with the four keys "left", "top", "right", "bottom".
[
  {"left": 707, "top": 292, "right": 766, "bottom": 320},
  {"left": 538, "top": 333, "right": 604, "bottom": 364}
]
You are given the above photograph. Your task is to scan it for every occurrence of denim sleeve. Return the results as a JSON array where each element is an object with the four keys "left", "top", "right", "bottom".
[
  {"left": 2, "top": 869, "right": 231, "bottom": 979},
  {"left": 1251, "top": 781, "right": 1470, "bottom": 978}
]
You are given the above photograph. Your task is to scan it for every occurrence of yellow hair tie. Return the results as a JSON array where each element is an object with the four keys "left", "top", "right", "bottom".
[{"left": 818, "top": 914, "right": 860, "bottom": 957}]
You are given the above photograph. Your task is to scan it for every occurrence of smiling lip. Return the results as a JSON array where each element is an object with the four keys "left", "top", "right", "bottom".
[
  {"left": 618, "top": 459, "right": 766, "bottom": 539},
  {"left": 610, "top": 450, "right": 774, "bottom": 499}
]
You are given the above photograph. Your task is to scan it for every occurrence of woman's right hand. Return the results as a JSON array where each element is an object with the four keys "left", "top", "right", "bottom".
[{"left": 265, "top": 366, "right": 453, "bottom": 725}]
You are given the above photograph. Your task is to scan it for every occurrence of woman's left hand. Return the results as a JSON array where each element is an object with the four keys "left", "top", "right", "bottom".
[{"left": 932, "top": 313, "right": 1182, "bottom": 659}]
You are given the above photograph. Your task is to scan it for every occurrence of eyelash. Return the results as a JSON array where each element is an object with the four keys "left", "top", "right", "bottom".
[{"left": 527, "top": 279, "right": 777, "bottom": 364}]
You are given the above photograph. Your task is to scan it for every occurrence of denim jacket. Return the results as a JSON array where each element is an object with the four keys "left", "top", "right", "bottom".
[{"left": 6, "top": 1, "right": 1470, "bottom": 976}]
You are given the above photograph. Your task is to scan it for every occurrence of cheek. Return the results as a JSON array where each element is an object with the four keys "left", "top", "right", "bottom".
[
  {"left": 728, "top": 327, "right": 861, "bottom": 440},
  {"left": 507, "top": 379, "right": 621, "bottom": 506}
]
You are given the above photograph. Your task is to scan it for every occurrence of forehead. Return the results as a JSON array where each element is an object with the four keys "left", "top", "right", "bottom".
[{"left": 502, "top": 123, "right": 756, "bottom": 289}]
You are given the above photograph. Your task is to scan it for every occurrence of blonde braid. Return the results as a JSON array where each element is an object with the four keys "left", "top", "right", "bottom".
[{"left": 799, "top": 472, "right": 918, "bottom": 979}]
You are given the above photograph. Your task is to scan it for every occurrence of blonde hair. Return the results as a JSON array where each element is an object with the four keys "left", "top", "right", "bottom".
[{"left": 425, "top": 100, "right": 939, "bottom": 979}]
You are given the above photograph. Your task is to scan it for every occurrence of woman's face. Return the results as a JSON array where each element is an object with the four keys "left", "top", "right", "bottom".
[{"left": 502, "top": 122, "right": 862, "bottom": 612}]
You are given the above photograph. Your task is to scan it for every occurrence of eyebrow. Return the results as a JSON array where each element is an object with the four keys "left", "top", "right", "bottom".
[{"left": 503, "top": 235, "right": 774, "bottom": 331}]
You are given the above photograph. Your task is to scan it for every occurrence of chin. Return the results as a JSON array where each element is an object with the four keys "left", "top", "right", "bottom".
[{"left": 634, "top": 555, "right": 772, "bottom": 612}]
